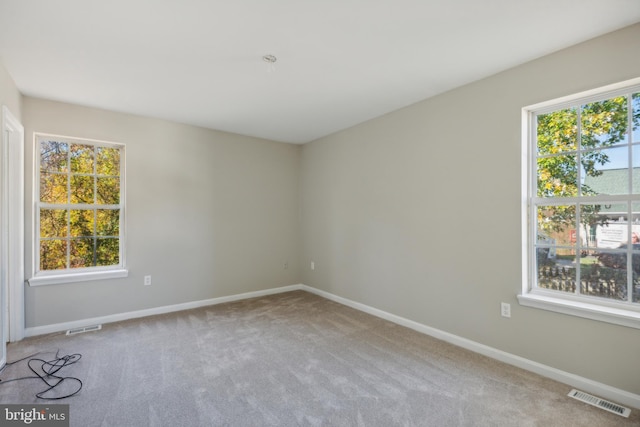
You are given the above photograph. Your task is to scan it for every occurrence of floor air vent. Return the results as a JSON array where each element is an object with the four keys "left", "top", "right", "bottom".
[
  {"left": 66, "top": 324, "right": 102, "bottom": 336},
  {"left": 568, "top": 389, "right": 630, "bottom": 418}
]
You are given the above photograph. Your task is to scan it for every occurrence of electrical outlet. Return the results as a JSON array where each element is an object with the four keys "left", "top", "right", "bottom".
[
  {"left": 311, "top": 261, "right": 315, "bottom": 270},
  {"left": 501, "top": 302, "right": 511, "bottom": 318},
  {"left": 284, "top": 262, "right": 288, "bottom": 270},
  {"left": 144, "top": 275, "right": 152, "bottom": 286}
]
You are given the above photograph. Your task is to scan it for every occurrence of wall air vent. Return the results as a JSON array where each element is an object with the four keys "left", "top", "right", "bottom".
[
  {"left": 568, "top": 389, "right": 630, "bottom": 418},
  {"left": 66, "top": 324, "right": 102, "bottom": 336}
]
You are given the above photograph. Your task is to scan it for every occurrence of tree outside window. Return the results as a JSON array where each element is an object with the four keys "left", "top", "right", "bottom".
[
  {"left": 533, "top": 91, "right": 640, "bottom": 303},
  {"left": 36, "top": 135, "right": 124, "bottom": 274}
]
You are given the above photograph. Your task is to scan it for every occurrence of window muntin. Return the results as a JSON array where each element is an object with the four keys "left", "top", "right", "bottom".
[
  {"left": 35, "top": 134, "right": 124, "bottom": 277},
  {"left": 528, "top": 87, "right": 640, "bottom": 308}
]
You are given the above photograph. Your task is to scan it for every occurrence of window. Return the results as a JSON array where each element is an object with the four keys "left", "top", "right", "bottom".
[
  {"left": 30, "top": 134, "right": 127, "bottom": 286},
  {"left": 520, "top": 79, "right": 640, "bottom": 328}
]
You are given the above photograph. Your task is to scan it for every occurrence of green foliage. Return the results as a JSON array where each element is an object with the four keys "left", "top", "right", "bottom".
[{"left": 536, "top": 94, "right": 640, "bottom": 233}]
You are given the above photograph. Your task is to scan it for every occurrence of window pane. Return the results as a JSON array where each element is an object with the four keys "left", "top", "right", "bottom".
[
  {"left": 633, "top": 202, "right": 640, "bottom": 303},
  {"left": 70, "top": 144, "right": 94, "bottom": 174},
  {"left": 537, "top": 155, "right": 577, "bottom": 197},
  {"left": 594, "top": 214, "right": 629, "bottom": 249},
  {"left": 581, "top": 146, "right": 629, "bottom": 195},
  {"left": 581, "top": 96, "right": 628, "bottom": 149},
  {"left": 70, "top": 209, "right": 95, "bottom": 237},
  {"left": 40, "top": 172, "right": 68, "bottom": 203},
  {"left": 537, "top": 258, "right": 576, "bottom": 294},
  {"left": 97, "top": 147, "right": 120, "bottom": 176},
  {"left": 632, "top": 93, "right": 640, "bottom": 143},
  {"left": 589, "top": 249, "right": 628, "bottom": 301},
  {"left": 40, "top": 209, "right": 68, "bottom": 238},
  {"left": 603, "top": 203, "right": 628, "bottom": 215},
  {"left": 70, "top": 238, "right": 95, "bottom": 268},
  {"left": 70, "top": 175, "right": 94, "bottom": 204},
  {"left": 632, "top": 144, "right": 640, "bottom": 194},
  {"left": 97, "top": 177, "right": 120, "bottom": 204},
  {"left": 537, "top": 108, "right": 577, "bottom": 155},
  {"left": 633, "top": 202, "right": 640, "bottom": 235},
  {"left": 96, "top": 209, "right": 119, "bottom": 236},
  {"left": 537, "top": 205, "right": 575, "bottom": 246},
  {"left": 96, "top": 238, "right": 119, "bottom": 266},
  {"left": 40, "top": 140, "right": 68, "bottom": 172},
  {"left": 40, "top": 239, "right": 67, "bottom": 270},
  {"left": 579, "top": 203, "right": 605, "bottom": 251}
]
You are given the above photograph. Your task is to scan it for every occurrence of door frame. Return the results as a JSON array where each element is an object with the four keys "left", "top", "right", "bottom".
[{"left": 2, "top": 105, "right": 25, "bottom": 351}]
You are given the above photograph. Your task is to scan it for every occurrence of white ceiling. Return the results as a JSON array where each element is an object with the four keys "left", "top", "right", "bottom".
[{"left": 1, "top": 1, "right": 639, "bottom": 144}]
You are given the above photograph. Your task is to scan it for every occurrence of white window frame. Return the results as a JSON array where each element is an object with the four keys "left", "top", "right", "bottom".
[
  {"left": 519, "top": 77, "right": 640, "bottom": 329},
  {"left": 29, "top": 133, "right": 128, "bottom": 286}
]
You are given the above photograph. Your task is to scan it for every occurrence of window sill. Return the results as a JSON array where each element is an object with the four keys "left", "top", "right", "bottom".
[
  {"left": 517, "top": 292, "right": 640, "bottom": 330},
  {"left": 28, "top": 269, "right": 128, "bottom": 286}
]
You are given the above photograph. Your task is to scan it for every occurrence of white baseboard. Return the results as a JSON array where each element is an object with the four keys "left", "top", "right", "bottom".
[
  {"left": 24, "top": 282, "right": 640, "bottom": 410},
  {"left": 299, "top": 285, "right": 640, "bottom": 411},
  {"left": 24, "top": 284, "right": 304, "bottom": 338}
]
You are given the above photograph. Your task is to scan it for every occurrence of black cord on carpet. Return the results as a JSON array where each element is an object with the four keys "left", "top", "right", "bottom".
[{"left": 0, "top": 350, "right": 83, "bottom": 399}]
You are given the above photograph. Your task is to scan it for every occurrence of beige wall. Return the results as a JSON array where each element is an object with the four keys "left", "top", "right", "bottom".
[
  {"left": 23, "top": 97, "right": 301, "bottom": 327},
  {"left": 0, "top": 60, "right": 21, "bottom": 120},
  {"left": 300, "top": 23, "right": 640, "bottom": 395}
]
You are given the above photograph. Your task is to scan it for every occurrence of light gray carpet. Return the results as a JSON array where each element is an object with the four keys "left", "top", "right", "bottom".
[{"left": 1, "top": 290, "right": 637, "bottom": 426}]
